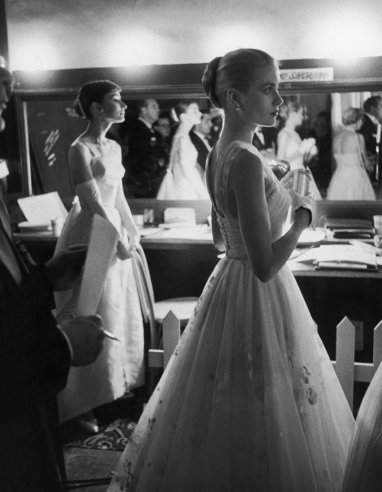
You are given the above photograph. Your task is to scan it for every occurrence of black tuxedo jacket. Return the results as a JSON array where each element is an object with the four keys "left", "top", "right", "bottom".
[
  {"left": 190, "top": 131, "right": 211, "bottom": 171},
  {"left": 124, "top": 119, "right": 168, "bottom": 197},
  {"left": 360, "top": 115, "right": 377, "bottom": 155},
  {"left": 0, "top": 194, "right": 71, "bottom": 491}
]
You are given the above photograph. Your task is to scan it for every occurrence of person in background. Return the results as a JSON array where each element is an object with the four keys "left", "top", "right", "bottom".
[
  {"left": 359, "top": 95, "right": 382, "bottom": 178},
  {"left": 327, "top": 107, "right": 375, "bottom": 200},
  {"left": 54, "top": 80, "right": 145, "bottom": 433},
  {"left": 208, "top": 108, "right": 223, "bottom": 146},
  {"left": 108, "top": 48, "right": 354, "bottom": 492},
  {"left": 309, "top": 111, "right": 333, "bottom": 194},
  {"left": 0, "top": 62, "right": 105, "bottom": 492},
  {"left": 153, "top": 110, "right": 173, "bottom": 170},
  {"left": 123, "top": 98, "right": 168, "bottom": 197},
  {"left": 277, "top": 101, "right": 322, "bottom": 199},
  {"left": 157, "top": 100, "right": 209, "bottom": 200},
  {"left": 190, "top": 109, "right": 213, "bottom": 177}
]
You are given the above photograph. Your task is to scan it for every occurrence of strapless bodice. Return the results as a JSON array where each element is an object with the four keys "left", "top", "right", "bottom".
[{"left": 73, "top": 139, "right": 125, "bottom": 211}]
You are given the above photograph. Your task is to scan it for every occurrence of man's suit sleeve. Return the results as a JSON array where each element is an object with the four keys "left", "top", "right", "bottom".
[{"left": 0, "top": 270, "right": 72, "bottom": 417}]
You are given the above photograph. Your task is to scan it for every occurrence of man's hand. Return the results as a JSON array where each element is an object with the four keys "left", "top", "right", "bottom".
[
  {"left": 60, "top": 314, "right": 105, "bottom": 366},
  {"left": 45, "top": 245, "right": 87, "bottom": 291}
]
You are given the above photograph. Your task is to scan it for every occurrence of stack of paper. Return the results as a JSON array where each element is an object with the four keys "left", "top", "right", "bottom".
[
  {"left": 324, "top": 218, "right": 374, "bottom": 239},
  {"left": 293, "top": 244, "right": 378, "bottom": 271}
]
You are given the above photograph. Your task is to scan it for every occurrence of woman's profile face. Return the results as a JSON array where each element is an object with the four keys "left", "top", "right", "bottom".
[
  {"left": 185, "top": 103, "right": 202, "bottom": 126},
  {"left": 100, "top": 89, "right": 127, "bottom": 123},
  {"left": 240, "top": 63, "right": 283, "bottom": 127}
]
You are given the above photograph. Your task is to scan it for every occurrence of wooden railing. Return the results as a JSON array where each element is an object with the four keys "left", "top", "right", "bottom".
[{"left": 148, "top": 313, "right": 382, "bottom": 410}]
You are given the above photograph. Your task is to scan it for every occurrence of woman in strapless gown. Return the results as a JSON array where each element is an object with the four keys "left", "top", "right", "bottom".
[
  {"left": 108, "top": 49, "right": 354, "bottom": 492},
  {"left": 54, "top": 81, "right": 145, "bottom": 428},
  {"left": 157, "top": 100, "right": 209, "bottom": 200},
  {"left": 277, "top": 102, "right": 322, "bottom": 200},
  {"left": 327, "top": 107, "right": 375, "bottom": 201}
]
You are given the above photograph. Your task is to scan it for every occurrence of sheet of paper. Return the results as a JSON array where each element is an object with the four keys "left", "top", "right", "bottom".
[
  {"left": 17, "top": 191, "right": 68, "bottom": 224},
  {"left": 164, "top": 207, "right": 196, "bottom": 225},
  {"left": 294, "top": 244, "right": 377, "bottom": 267},
  {"left": 77, "top": 214, "right": 119, "bottom": 316}
]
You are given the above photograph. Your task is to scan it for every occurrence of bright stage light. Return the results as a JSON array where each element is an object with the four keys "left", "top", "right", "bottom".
[
  {"left": 108, "top": 30, "right": 163, "bottom": 66},
  {"left": 207, "top": 25, "right": 269, "bottom": 58},
  {"left": 310, "top": 12, "right": 381, "bottom": 60},
  {"left": 11, "top": 40, "right": 57, "bottom": 71}
]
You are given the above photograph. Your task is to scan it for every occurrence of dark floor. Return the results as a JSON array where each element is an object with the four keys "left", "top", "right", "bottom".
[
  {"left": 59, "top": 379, "right": 368, "bottom": 491},
  {"left": 61, "top": 386, "right": 149, "bottom": 492}
]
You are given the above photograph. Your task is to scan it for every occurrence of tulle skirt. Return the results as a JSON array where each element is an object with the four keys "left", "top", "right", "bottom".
[
  {"left": 108, "top": 256, "right": 354, "bottom": 492},
  {"left": 341, "top": 363, "right": 382, "bottom": 492}
]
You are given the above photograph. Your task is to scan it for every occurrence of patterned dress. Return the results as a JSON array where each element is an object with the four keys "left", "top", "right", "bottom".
[{"left": 108, "top": 140, "right": 354, "bottom": 491}]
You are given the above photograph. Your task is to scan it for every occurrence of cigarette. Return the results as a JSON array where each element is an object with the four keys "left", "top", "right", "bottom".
[{"left": 102, "top": 329, "right": 122, "bottom": 342}]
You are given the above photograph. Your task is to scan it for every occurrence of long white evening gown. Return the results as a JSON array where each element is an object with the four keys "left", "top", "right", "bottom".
[
  {"left": 341, "top": 361, "right": 382, "bottom": 492},
  {"left": 327, "top": 129, "right": 375, "bottom": 201},
  {"left": 54, "top": 139, "right": 145, "bottom": 423},
  {"left": 108, "top": 141, "right": 354, "bottom": 492},
  {"left": 157, "top": 131, "right": 209, "bottom": 200},
  {"left": 277, "top": 127, "right": 322, "bottom": 199}
]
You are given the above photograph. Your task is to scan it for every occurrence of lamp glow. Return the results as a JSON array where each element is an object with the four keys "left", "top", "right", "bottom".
[
  {"left": 310, "top": 13, "right": 381, "bottom": 60},
  {"left": 109, "top": 31, "right": 162, "bottom": 66},
  {"left": 207, "top": 25, "right": 268, "bottom": 58},
  {"left": 11, "top": 40, "right": 57, "bottom": 71}
]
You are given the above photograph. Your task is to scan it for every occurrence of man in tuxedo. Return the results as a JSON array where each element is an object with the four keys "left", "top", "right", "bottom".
[
  {"left": 123, "top": 98, "right": 168, "bottom": 197},
  {"left": 0, "top": 63, "right": 105, "bottom": 492},
  {"left": 190, "top": 110, "right": 212, "bottom": 175},
  {"left": 359, "top": 96, "right": 382, "bottom": 177}
]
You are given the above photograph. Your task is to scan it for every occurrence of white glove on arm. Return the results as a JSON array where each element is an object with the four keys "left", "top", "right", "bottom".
[
  {"left": 76, "top": 178, "right": 128, "bottom": 259},
  {"left": 115, "top": 184, "right": 140, "bottom": 252},
  {"left": 290, "top": 189, "right": 316, "bottom": 226}
]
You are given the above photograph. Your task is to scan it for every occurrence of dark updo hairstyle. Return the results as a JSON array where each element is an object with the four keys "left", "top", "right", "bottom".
[
  {"left": 171, "top": 99, "right": 198, "bottom": 122},
  {"left": 201, "top": 48, "right": 276, "bottom": 109},
  {"left": 74, "top": 80, "right": 121, "bottom": 119}
]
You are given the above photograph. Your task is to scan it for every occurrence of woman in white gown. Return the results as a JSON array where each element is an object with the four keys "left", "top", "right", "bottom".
[
  {"left": 327, "top": 107, "right": 375, "bottom": 201},
  {"left": 54, "top": 81, "right": 145, "bottom": 431},
  {"left": 277, "top": 102, "right": 322, "bottom": 199},
  {"left": 108, "top": 49, "right": 354, "bottom": 492},
  {"left": 340, "top": 361, "right": 382, "bottom": 492},
  {"left": 157, "top": 100, "right": 209, "bottom": 200}
]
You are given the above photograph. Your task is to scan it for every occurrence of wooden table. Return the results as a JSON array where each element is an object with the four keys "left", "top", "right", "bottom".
[{"left": 14, "top": 227, "right": 382, "bottom": 360}]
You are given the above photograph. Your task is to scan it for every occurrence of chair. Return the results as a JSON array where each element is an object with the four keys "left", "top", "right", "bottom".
[{"left": 131, "top": 245, "right": 198, "bottom": 349}]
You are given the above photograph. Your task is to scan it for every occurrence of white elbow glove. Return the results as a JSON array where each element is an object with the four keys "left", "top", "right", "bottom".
[
  {"left": 116, "top": 235, "right": 131, "bottom": 260},
  {"left": 290, "top": 190, "right": 316, "bottom": 225}
]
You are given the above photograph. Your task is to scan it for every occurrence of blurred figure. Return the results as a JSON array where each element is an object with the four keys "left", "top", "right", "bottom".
[
  {"left": 0, "top": 62, "right": 105, "bottom": 492},
  {"left": 359, "top": 96, "right": 382, "bottom": 178},
  {"left": 157, "top": 100, "right": 209, "bottom": 200},
  {"left": 123, "top": 98, "right": 168, "bottom": 197},
  {"left": 54, "top": 80, "right": 145, "bottom": 432},
  {"left": 190, "top": 109, "right": 213, "bottom": 176},
  {"left": 277, "top": 101, "right": 322, "bottom": 199},
  {"left": 209, "top": 108, "right": 223, "bottom": 146},
  {"left": 327, "top": 107, "right": 375, "bottom": 200},
  {"left": 310, "top": 111, "right": 333, "bottom": 193},
  {"left": 153, "top": 110, "right": 173, "bottom": 169}
]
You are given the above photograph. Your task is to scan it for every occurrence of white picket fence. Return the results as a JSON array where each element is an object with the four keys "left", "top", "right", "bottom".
[{"left": 148, "top": 313, "right": 382, "bottom": 410}]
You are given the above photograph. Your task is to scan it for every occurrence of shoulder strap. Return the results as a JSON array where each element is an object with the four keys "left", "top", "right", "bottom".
[{"left": 75, "top": 139, "right": 99, "bottom": 158}]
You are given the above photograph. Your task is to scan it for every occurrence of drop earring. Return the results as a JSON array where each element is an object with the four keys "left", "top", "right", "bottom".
[{"left": 235, "top": 105, "right": 240, "bottom": 111}]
